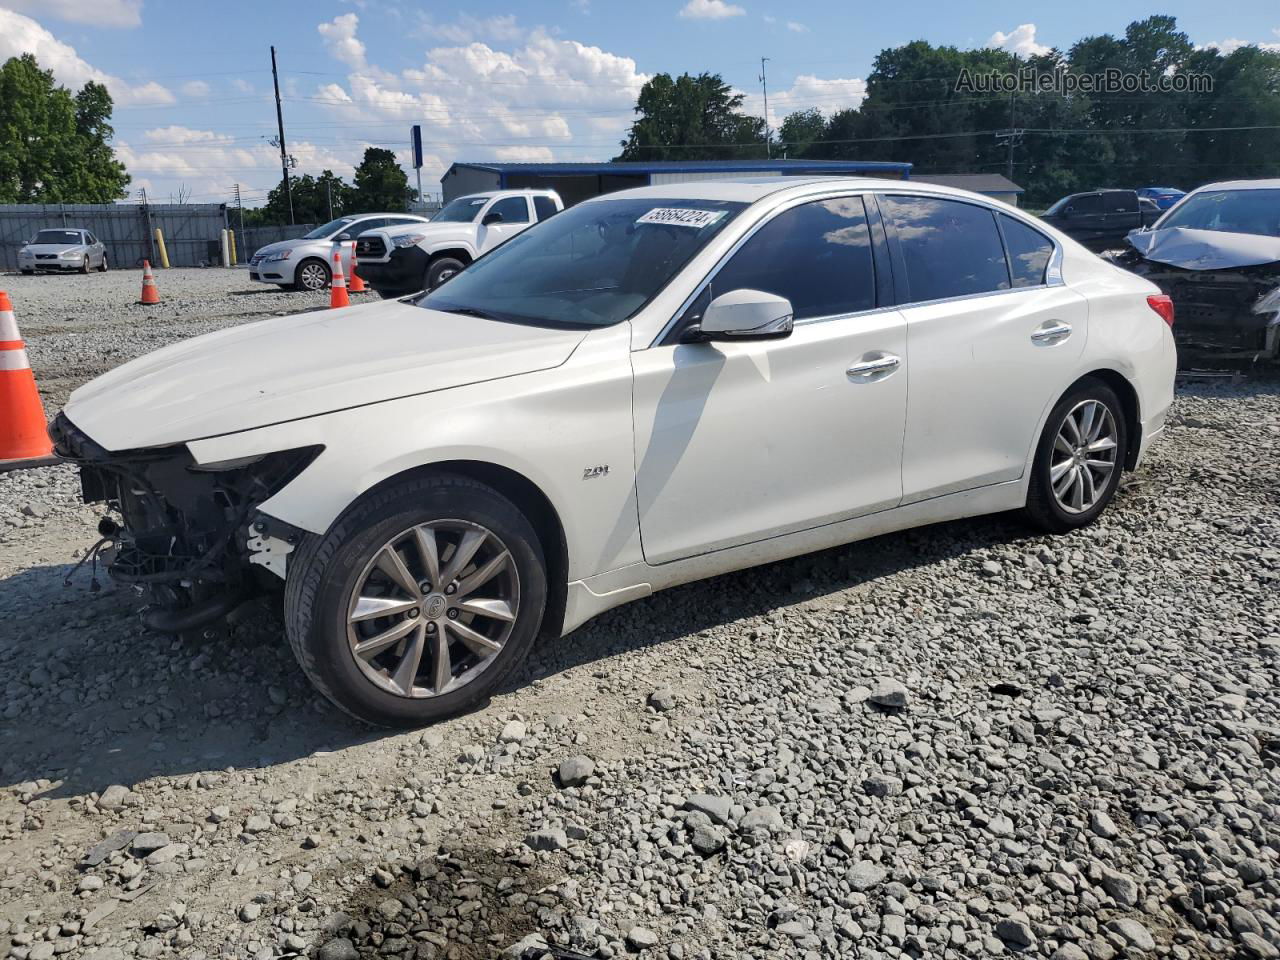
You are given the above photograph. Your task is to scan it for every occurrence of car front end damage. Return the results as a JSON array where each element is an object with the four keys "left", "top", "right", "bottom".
[
  {"left": 49, "top": 412, "right": 319, "bottom": 633},
  {"left": 1111, "top": 252, "right": 1280, "bottom": 358}
]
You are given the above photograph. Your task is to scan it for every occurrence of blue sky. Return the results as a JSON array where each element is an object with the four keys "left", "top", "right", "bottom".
[{"left": 2, "top": 0, "right": 1277, "bottom": 206}]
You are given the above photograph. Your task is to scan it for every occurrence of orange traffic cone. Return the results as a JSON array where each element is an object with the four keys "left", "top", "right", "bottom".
[
  {"left": 139, "top": 260, "right": 160, "bottom": 305},
  {"left": 329, "top": 249, "right": 350, "bottom": 309},
  {"left": 0, "top": 291, "right": 54, "bottom": 466},
  {"left": 347, "top": 242, "right": 367, "bottom": 293}
]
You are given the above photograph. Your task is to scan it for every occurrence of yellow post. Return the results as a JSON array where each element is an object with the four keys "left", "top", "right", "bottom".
[
  {"left": 228, "top": 229, "right": 237, "bottom": 266},
  {"left": 154, "top": 227, "right": 170, "bottom": 269}
]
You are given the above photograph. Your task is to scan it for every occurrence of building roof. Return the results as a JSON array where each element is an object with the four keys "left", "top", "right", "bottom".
[
  {"left": 910, "top": 173, "right": 1024, "bottom": 194},
  {"left": 446, "top": 159, "right": 913, "bottom": 177}
]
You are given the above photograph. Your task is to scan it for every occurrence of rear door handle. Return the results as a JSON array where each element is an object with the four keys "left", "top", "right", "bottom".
[
  {"left": 1031, "top": 322, "right": 1072, "bottom": 344},
  {"left": 846, "top": 354, "right": 901, "bottom": 380}
]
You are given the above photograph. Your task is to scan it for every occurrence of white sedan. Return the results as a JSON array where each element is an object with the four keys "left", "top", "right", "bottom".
[{"left": 53, "top": 177, "right": 1176, "bottom": 727}]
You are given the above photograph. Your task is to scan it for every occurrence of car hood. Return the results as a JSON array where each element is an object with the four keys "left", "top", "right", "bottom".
[
  {"left": 380, "top": 221, "right": 469, "bottom": 237},
  {"left": 1126, "top": 226, "right": 1280, "bottom": 271},
  {"left": 22, "top": 243, "right": 83, "bottom": 255},
  {"left": 63, "top": 300, "right": 587, "bottom": 451},
  {"left": 251, "top": 239, "right": 305, "bottom": 259}
]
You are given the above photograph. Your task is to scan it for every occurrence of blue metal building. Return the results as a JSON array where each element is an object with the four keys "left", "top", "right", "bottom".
[{"left": 440, "top": 159, "right": 914, "bottom": 205}]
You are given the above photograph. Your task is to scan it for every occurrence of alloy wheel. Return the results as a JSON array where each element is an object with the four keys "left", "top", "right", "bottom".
[
  {"left": 1050, "top": 399, "right": 1118, "bottom": 514},
  {"left": 299, "top": 262, "right": 328, "bottom": 291},
  {"left": 345, "top": 520, "right": 520, "bottom": 698}
]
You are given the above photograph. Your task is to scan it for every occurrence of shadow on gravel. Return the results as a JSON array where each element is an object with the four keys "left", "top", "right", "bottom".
[
  {"left": 0, "top": 560, "right": 374, "bottom": 800},
  {"left": 506, "top": 509, "right": 1040, "bottom": 694}
]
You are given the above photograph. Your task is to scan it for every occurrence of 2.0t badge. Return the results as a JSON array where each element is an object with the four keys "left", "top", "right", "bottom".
[{"left": 582, "top": 465, "right": 610, "bottom": 480}]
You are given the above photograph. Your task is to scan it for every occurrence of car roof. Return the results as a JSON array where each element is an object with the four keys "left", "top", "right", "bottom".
[
  {"left": 456, "top": 189, "right": 560, "bottom": 201},
  {"left": 1185, "top": 179, "right": 1280, "bottom": 192},
  {"left": 581, "top": 175, "right": 1025, "bottom": 208},
  {"left": 345, "top": 212, "right": 429, "bottom": 220}
]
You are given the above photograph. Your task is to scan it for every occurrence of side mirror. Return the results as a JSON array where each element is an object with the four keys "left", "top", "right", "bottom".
[
  {"left": 683, "top": 289, "right": 794, "bottom": 343},
  {"left": 482, "top": 212, "right": 504, "bottom": 226},
  {"left": 336, "top": 232, "right": 352, "bottom": 242}
]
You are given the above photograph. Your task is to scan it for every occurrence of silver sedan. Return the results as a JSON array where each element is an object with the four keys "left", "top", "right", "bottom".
[
  {"left": 18, "top": 229, "right": 108, "bottom": 274},
  {"left": 248, "top": 213, "right": 431, "bottom": 291}
]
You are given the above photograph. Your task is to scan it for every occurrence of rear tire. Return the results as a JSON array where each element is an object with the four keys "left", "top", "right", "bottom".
[
  {"left": 426, "top": 256, "right": 466, "bottom": 290},
  {"left": 98, "top": 254, "right": 108, "bottom": 272},
  {"left": 1024, "top": 378, "right": 1128, "bottom": 533},
  {"left": 20, "top": 269, "right": 33, "bottom": 275},
  {"left": 284, "top": 473, "right": 547, "bottom": 727}
]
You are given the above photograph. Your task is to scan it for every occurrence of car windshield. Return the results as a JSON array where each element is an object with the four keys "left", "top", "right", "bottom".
[
  {"left": 431, "top": 197, "right": 488, "bottom": 223},
  {"left": 32, "top": 230, "right": 82, "bottom": 245},
  {"left": 1156, "top": 189, "right": 1280, "bottom": 237},
  {"left": 302, "top": 217, "right": 357, "bottom": 240},
  {"left": 420, "top": 197, "right": 748, "bottom": 329},
  {"left": 1043, "top": 196, "right": 1069, "bottom": 216}
]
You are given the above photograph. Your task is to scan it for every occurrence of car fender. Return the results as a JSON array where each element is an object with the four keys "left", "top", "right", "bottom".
[{"left": 185, "top": 323, "right": 643, "bottom": 583}]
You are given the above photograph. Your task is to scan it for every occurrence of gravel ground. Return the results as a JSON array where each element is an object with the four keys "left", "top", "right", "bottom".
[{"left": 0, "top": 269, "right": 1277, "bottom": 960}]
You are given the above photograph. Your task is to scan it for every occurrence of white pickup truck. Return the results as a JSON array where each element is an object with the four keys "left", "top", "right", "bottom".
[{"left": 354, "top": 189, "right": 563, "bottom": 298}]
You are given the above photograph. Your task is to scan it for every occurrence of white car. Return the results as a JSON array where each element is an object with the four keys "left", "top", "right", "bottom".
[
  {"left": 355, "top": 189, "right": 562, "bottom": 298},
  {"left": 52, "top": 177, "right": 1176, "bottom": 727},
  {"left": 248, "top": 213, "right": 431, "bottom": 291},
  {"left": 18, "top": 228, "right": 108, "bottom": 274}
]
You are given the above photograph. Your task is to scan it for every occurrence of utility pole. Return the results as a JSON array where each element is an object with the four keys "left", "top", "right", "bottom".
[
  {"left": 759, "top": 57, "right": 771, "bottom": 159},
  {"left": 270, "top": 45, "right": 294, "bottom": 225},
  {"left": 326, "top": 178, "right": 333, "bottom": 220}
]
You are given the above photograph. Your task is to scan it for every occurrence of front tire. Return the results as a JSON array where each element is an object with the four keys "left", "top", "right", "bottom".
[
  {"left": 293, "top": 258, "right": 331, "bottom": 292},
  {"left": 79, "top": 256, "right": 90, "bottom": 274},
  {"left": 426, "top": 256, "right": 466, "bottom": 290},
  {"left": 1024, "top": 378, "right": 1128, "bottom": 533},
  {"left": 284, "top": 474, "right": 547, "bottom": 727}
]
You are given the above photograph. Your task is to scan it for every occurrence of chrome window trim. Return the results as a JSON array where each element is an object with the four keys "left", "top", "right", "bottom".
[
  {"left": 652, "top": 189, "right": 880, "bottom": 347},
  {"left": 652, "top": 187, "right": 1064, "bottom": 348}
]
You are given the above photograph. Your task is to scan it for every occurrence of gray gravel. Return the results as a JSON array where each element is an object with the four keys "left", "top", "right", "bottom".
[{"left": 0, "top": 270, "right": 1277, "bottom": 960}]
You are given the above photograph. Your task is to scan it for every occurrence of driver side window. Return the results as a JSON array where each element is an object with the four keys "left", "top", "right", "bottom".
[
  {"left": 487, "top": 197, "right": 530, "bottom": 224},
  {"left": 688, "top": 196, "right": 877, "bottom": 326}
]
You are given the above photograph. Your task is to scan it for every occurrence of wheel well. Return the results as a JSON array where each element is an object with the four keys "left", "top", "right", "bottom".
[
  {"left": 1074, "top": 369, "right": 1141, "bottom": 470},
  {"left": 428, "top": 248, "right": 473, "bottom": 266},
  {"left": 365, "top": 460, "right": 568, "bottom": 639}
]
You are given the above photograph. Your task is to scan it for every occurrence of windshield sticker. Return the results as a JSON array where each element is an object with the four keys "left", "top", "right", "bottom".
[{"left": 636, "top": 207, "right": 727, "bottom": 228}]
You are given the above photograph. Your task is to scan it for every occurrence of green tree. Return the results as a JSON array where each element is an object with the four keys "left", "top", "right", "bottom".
[
  {"left": 352, "top": 147, "right": 411, "bottom": 212},
  {"left": 616, "top": 72, "right": 767, "bottom": 160},
  {"left": 778, "top": 108, "right": 826, "bottom": 158},
  {"left": 0, "top": 54, "right": 129, "bottom": 202}
]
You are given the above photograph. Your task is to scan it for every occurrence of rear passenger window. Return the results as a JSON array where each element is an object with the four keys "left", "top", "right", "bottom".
[
  {"left": 707, "top": 196, "right": 876, "bottom": 320},
  {"left": 533, "top": 196, "right": 558, "bottom": 221},
  {"left": 998, "top": 214, "right": 1054, "bottom": 288},
  {"left": 880, "top": 196, "right": 1010, "bottom": 302}
]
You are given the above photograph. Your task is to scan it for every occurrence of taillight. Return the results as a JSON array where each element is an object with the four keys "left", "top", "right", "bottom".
[{"left": 1147, "top": 294, "right": 1175, "bottom": 328}]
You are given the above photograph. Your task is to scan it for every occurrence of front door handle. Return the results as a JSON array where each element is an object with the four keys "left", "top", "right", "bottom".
[
  {"left": 846, "top": 353, "right": 901, "bottom": 380},
  {"left": 1031, "top": 322, "right": 1072, "bottom": 344}
]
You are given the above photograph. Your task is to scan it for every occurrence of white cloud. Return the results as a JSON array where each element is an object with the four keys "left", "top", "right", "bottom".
[
  {"left": 0, "top": 9, "right": 174, "bottom": 104},
  {"left": 416, "top": 13, "right": 526, "bottom": 45},
  {"left": 767, "top": 74, "right": 867, "bottom": 127},
  {"left": 1199, "top": 35, "right": 1280, "bottom": 54},
  {"left": 1, "top": 0, "right": 141, "bottom": 28},
  {"left": 181, "top": 80, "right": 210, "bottom": 98},
  {"left": 679, "top": 0, "right": 746, "bottom": 21},
  {"left": 786, "top": 21, "right": 808, "bottom": 33},
  {"left": 310, "top": 15, "right": 649, "bottom": 183},
  {"left": 318, "top": 13, "right": 367, "bottom": 69},
  {"left": 116, "top": 126, "right": 352, "bottom": 204},
  {"left": 987, "top": 23, "right": 1051, "bottom": 58},
  {"left": 231, "top": 78, "right": 255, "bottom": 94}
]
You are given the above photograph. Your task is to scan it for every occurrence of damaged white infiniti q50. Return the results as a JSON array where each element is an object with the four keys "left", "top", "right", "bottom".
[{"left": 52, "top": 177, "right": 1175, "bottom": 727}]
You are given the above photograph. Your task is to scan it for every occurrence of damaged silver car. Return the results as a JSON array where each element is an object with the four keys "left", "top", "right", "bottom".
[{"left": 1109, "top": 179, "right": 1280, "bottom": 359}]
